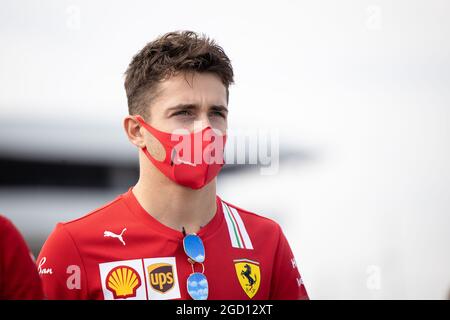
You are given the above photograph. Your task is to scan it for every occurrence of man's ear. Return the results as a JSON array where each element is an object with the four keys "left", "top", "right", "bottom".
[
  {"left": 123, "top": 116, "right": 146, "bottom": 148},
  {"left": 123, "top": 116, "right": 166, "bottom": 161}
]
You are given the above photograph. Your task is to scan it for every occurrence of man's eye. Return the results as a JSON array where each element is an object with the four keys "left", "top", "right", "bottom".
[
  {"left": 210, "top": 111, "right": 226, "bottom": 118},
  {"left": 172, "top": 110, "right": 193, "bottom": 117}
]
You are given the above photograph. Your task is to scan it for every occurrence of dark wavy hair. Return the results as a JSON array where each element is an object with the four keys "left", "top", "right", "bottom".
[{"left": 124, "top": 30, "right": 234, "bottom": 116}]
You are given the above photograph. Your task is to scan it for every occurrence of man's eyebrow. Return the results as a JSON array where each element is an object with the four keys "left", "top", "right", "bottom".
[
  {"left": 210, "top": 105, "right": 229, "bottom": 113},
  {"left": 166, "top": 104, "right": 197, "bottom": 112},
  {"left": 166, "top": 104, "right": 228, "bottom": 112}
]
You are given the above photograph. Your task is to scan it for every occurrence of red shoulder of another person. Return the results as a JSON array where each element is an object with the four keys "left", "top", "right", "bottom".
[
  {"left": 0, "top": 215, "right": 15, "bottom": 231},
  {"left": 0, "top": 215, "right": 27, "bottom": 244}
]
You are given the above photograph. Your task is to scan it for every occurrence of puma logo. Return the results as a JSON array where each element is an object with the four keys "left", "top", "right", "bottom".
[{"left": 104, "top": 228, "right": 127, "bottom": 246}]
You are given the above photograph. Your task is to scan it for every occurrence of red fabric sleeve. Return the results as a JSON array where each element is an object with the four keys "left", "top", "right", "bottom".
[
  {"left": 269, "top": 223, "right": 309, "bottom": 300},
  {"left": 0, "top": 216, "right": 44, "bottom": 300},
  {"left": 37, "top": 223, "right": 88, "bottom": 299}
]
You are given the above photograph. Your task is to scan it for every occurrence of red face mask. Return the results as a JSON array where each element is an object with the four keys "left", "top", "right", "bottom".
[{"left": 135, "top": 116, "right": 227, "bottom": 189}]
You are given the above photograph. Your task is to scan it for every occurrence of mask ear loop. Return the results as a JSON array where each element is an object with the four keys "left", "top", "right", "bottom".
[
  {"left": 135, "top": 115, "right": 165, "bottom": 136},
  {"left": 136, "top": 115, "right": 185, "bottom": 167},
  {"left": 135, "top": 115, "right": 170, "bottom": 166}
]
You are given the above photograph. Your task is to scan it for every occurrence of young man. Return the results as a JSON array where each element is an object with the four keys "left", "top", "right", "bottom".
[
  {"left": 38, "top": 31, "right": 308, "bottom": 300},
  {"left": 0, "top": 215, "right": 44, "bottom": 299}
]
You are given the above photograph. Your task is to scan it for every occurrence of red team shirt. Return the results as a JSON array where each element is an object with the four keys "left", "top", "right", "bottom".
[
  {"left": 0, "top": 216, "right": 44, "bottom": 300},
  {"left": 37, "top": 188, "right": 308, "bottom": 300}
]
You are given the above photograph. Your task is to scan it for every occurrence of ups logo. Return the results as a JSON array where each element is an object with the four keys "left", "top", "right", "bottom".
[{"left": 147, "top": 263, "right": 175, "bottom": 293}]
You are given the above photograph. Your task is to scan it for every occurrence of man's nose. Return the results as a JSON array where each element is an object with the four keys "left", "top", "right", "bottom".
[{"left": 197, "top": 114, "right": 213, "bottom": 130}]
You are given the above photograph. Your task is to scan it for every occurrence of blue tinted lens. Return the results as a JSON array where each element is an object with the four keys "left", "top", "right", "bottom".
[
  {"left": 187, "top": 272, "right": 208, "bottom": 300},
  {"left": 183, "top": 234, "right": 205, "bottom": 263}
]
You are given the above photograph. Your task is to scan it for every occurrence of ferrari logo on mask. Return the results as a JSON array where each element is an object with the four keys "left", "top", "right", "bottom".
[{"left": 234, "top": 259, "right": 260, "bottom": 299}]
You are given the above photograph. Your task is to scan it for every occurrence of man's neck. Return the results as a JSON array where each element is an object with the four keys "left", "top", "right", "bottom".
[{"left": 132, "top": 171, "right": 217, "bottom": 235}]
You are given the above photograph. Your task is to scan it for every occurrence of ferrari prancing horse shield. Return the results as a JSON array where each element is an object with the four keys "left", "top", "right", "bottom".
[{"left": 234, "top": 259, "right": 260, "bottom": 299}]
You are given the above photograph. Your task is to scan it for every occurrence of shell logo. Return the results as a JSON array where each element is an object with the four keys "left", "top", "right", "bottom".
[{"left": 105, "top": 265, "right": 142, "bottom": 299}]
